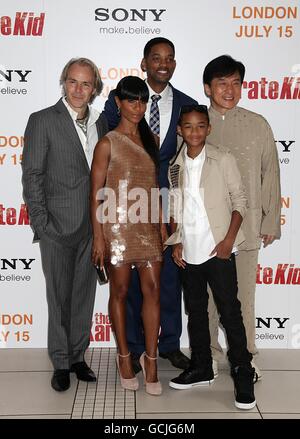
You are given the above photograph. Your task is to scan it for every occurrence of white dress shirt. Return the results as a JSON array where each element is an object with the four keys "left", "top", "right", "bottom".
[
  {"left": 182, "top": 146, "right": 217, "bottom": 264},
  {"left": 63, "top": 97, "right": 99, "bottom": 168},
  {"left": 145, "top": 82, "right": 173, "bottom": 147}
]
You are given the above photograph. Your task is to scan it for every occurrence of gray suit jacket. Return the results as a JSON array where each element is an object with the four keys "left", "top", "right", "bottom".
[{"left": 22, "top": 98, "right": 108, "bottom": 246}]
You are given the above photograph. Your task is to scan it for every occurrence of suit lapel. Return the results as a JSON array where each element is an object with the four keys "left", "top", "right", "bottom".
[
  {"left": 200, "top": 158, "right": 210, "bottom": 187},
  {"left": 170, "top": 143, "right": 185, "bottom": 188},
  {"left": 200, "top": 144, "right": 218, "bottom": 187},
  {"left": 96, "top": 113, "right": 108, "bottom": 139},
  {"left": 179, "top": 162, "right": 184, "bottom": 189},
  {"left": 54, "top": 99, "right": 90, "bottom": 170},
  {"left": 160, "top": 85, "right": 179, "bottom": 152}
]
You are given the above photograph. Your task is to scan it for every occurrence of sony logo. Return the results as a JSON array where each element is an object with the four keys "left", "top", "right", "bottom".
[
  {"left": 275, "top": 140, "right": 295, "bottom": 152},
  {"left": 0, "top": 259, "right": 35, "bottom": 270},
  {"left": 95, "top": 8, "right": 166, "bottom": 22},
  {"left": 0, "top": 70, "right": 32, "bottom": 83},
  {"left": 256, "top": 317, "right": 290, "bottom": 329}
]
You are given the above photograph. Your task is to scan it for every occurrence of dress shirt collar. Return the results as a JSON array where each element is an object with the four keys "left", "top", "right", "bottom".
[
  {"left": 62, "top": 97, "right": 99, "bottom": 126},
  {"left": 184, "top": 145, "right": 206, "bottom": 166},
  {"left": 208, "top": 105, "right": 239, "bottom": 121},
  {"left": 145, "top": 80, "right": 171, "bottom": 103}
]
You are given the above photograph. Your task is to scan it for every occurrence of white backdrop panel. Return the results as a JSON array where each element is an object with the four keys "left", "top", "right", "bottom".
[{"left": 0, "top": 0, "right": 299, "bottom": 349}]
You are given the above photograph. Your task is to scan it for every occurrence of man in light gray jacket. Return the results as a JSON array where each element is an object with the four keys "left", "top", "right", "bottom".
[{"left": 22, "top": 58, "right": 108, "bottom": 391}]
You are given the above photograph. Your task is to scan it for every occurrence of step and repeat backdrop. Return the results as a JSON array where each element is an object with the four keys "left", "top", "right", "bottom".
[{"left": 0, "top": 0, "right": 299, "bottom": 349}]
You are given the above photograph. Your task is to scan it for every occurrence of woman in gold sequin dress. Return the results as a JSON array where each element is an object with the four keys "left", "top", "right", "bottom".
[{"left": 90, "top": 77, "right": 166, "bottom": 395}]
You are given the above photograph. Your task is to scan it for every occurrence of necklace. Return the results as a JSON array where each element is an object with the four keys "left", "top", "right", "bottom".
[{"left": 76, "top": 108, "right": 89, "bottom": 136}]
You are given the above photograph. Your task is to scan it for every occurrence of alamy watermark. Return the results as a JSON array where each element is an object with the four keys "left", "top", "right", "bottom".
[{"left": 95, "top": 181, "right": 204, "bottom": 232}]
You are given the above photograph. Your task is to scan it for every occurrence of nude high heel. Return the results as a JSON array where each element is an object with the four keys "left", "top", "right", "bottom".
[
  {"left": 116, "top": 352, "right": 139, "bottom": 391},
  {"left": 139, "top": 352, "right": 162, "bottom": 396}
]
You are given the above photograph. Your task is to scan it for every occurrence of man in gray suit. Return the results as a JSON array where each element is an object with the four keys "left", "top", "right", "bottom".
[{"left": 22, "top": 58, "right": 108, "bottom": 391}]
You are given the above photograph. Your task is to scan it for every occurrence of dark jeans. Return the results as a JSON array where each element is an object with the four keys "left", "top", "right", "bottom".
[{"left": 182, "top": 255, "right": 252, "bottom": 368}]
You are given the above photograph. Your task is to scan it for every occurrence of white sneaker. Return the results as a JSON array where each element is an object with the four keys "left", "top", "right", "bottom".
[
  {"left": 212, "top": 359, "right": 219, "bottom": 378},
  {"left": 251, "top": 360, "right": 262, "bottom": 382}
]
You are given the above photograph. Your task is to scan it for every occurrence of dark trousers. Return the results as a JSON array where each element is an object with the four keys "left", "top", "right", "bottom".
[
  {"left": 126, "top": 246, "right": 182, "bottom": 355},
  {"left": 182, "top": 255, "right": 252, "bottom": 368}
]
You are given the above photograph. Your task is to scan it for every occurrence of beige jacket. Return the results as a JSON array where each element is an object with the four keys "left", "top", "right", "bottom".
[
  {"left": 208, "top": 106, "right": 281, "bottom": 250},
  {"left": 165, "top": 142, "right": 247, "bottom": 247}
]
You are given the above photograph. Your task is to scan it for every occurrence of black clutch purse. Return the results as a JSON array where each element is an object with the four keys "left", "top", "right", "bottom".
[{"left": 95, "top": 265, "right": 109, "bottom": 285}]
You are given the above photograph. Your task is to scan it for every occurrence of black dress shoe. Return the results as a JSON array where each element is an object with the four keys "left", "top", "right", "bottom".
[
  {"left": 70, "top": 361, "right": 96, "bottom": 382},
  {"left": 159, "top": 350, "right": 190, "bottom": 369},
  {"left": 131, "top": 352, "right": 142, "bottom": 374},
  {"left": 51, "top": 369, "right": 70, "bottom": 392}
]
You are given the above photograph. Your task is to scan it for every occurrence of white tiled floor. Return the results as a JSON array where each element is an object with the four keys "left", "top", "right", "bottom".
[{"left": 0, "top": 348, "right": 299, "bottom": 419}]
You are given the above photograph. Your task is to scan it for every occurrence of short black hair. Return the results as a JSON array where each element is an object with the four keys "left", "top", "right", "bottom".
[
  {"left": 115, "top": 76, "right": 159, "bottom": 170},
  {"left": 178, "top": 104, "right": 210, "bottom": 125},
  {"left": 203, "top": 55, "right": 245, "bottom": 85},
  {"left": 115, "top": 76, "right": 149, "bottom": 103},
  {"left": 143, "top": 37, "right": 175, "bottom": 58}
]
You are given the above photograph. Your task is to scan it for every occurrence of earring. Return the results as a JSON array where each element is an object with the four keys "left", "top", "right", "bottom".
[{"left": 117, "top": 107, "right": 121, "bottom": 116}]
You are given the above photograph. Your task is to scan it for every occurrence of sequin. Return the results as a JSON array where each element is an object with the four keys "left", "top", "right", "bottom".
[
  {"left": 117, "top": 206, "right": 127, "bottom": 222},
  {"left": 102, "top": 131, "right": 163, "bottom": 267},
  {"left": 111, "top": 224, "right": 120, "bottom": 233},
  {"left": 111, "top": 255, "right": 118, "bottom": 265}
]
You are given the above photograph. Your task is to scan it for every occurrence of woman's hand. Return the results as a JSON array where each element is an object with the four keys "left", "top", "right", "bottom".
[
  {"left": 92, "top": 235, "right": 106, "bottom": 267},
  {"left": 172, "top": 243, "right": 186, "bottom": 268}
]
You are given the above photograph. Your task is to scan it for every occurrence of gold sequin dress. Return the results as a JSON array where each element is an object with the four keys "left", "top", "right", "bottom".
[{"left": 102, "top": 131, "right": 163, "bottom": 267}]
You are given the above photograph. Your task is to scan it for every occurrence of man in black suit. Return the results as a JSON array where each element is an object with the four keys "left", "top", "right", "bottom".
[
  {"left": 22, "top": 58, "right": 108, "bottom": 391},
  {"left": 103, "top": 38, "right": 197, "bottom": 371}
]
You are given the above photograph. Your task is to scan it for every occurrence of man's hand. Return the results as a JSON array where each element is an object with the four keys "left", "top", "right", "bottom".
[
  {"left": 210, "top": 238, "right": 233, "bottom": 259},
  {"left": 160, "top": 224, "right": 169, "bottom": 252},
  {"left": 261, "top": 234, "right": 276, "bottom": 247},
  {"left": 172, "top": 243, "right": 186, "bottom": 268}
]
